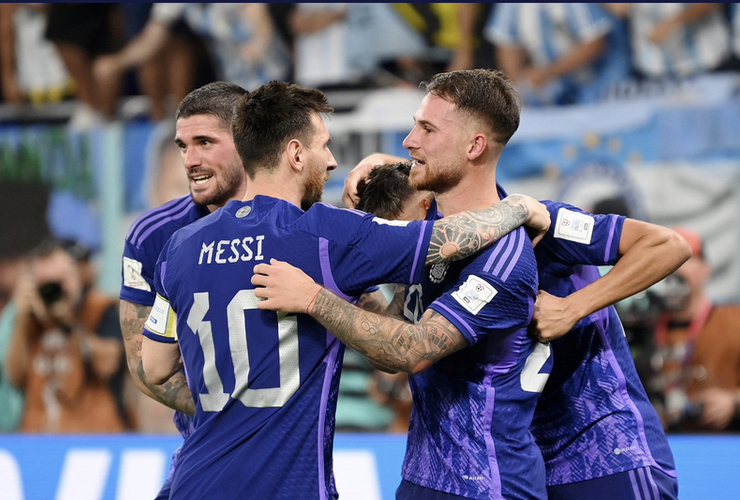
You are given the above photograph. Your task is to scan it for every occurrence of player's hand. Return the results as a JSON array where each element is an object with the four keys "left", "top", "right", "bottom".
[
  {"left": 252, "top": 259, "right": 323, "bottom": 314},
  {"left": 695, "top": 388, "right": 738, "bottom": 430},
  {"left": 530, "top": 290, "right": 577, "bottom": 342},
  {"left": 511, "top": 194, "right": 550, "bottom": 246},
  {"left": 342, "top": 153, "right": 405, "bottom": 209}
]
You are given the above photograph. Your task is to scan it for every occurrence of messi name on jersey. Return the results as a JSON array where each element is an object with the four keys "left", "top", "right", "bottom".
[{"left": 198, "top": 236, "right": 266, "bottom": 265}]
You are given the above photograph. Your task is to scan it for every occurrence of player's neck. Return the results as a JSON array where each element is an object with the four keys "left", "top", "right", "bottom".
[
  {"left": 435, "top": 167, "right": 500, "bottom": 216},
  {"left": 242, "top": 174, "right": 302, "bottom": 208}
]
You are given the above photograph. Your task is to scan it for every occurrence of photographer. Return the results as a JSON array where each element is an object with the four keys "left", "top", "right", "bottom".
[
  {"left": 5, "top": 239, "right": 128, "bottom": 432},
  {"left": 652, "top": 227, "right": 740, "bottom": 432}
]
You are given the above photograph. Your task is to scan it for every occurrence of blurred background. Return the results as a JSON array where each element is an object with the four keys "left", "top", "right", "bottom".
[{"left": 1, "top": 3, "right": 740, "bottom": 499}]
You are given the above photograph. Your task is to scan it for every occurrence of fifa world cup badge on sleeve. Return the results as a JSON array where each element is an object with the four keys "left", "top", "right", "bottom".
[
  {"left": 123, "top": 257, "right": 151, "bottom": 291},
  {"left": 554, "top": 208, "right": 594, "bottom": 244},
  {"left": 452, "top": 275, "right": 497, "bottom": 315}
]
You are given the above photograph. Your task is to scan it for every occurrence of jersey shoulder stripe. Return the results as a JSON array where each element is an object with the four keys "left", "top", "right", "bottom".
[{"left": 126, "top": 195, "right": 192, "bottom": 245}]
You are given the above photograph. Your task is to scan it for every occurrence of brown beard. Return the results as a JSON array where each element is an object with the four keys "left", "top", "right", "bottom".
[
  {"left": 409, "top": 163, "right": 463, "bottom": 194},
  {"left": 301, "top": 161, "right": 326, "bottom": 211},
  {"left": 190, "top": 162, "right": 244, "bottom": 207}
]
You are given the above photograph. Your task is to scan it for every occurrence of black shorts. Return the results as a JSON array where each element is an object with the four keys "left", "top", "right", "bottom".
[{"left": 45, "top": 3, "right": 120, "bottom": 55}]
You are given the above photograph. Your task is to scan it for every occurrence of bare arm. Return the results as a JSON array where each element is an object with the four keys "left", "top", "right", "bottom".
[
  {"left": 532, "top": 220, "right": 692, "bottom": 341},
  {"left": 426, "top": 193, "right": 550, "bottom": 266},
  {"left": 0, "top": 3, "right": 23, "bottom": 104},
  {"left": 647, "top": 3, "right": 722, "bottom": 44},
  {"left": 496, "top": 44, "right": 528, "bottom": 83},
  {"left": 252, "top": 260, "right": 466, "bottom": 373},
  {"left": 120, "top": 300, "right": 195, "bottom": 415},
  {"left": 142, "top": 336, "right": 183, "bottom": 385},
  {"left": 524, "top": 35, "right": 607, "bottom": 88}
]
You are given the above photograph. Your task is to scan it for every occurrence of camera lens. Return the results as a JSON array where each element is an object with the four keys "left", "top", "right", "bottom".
[{"left": 38, "top": 282, "right": 64, "bottom": 305}]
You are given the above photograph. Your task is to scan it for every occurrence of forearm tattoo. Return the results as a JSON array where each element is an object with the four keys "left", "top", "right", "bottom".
[
  {"left": 426, "top": 194, "right": 529, "bottom": 265},
  {"left": 120, "top": 300, "right": 195, "bottom": 415},
  {"left": 310, "top": 289, "right": 467, "bottom": 372}
]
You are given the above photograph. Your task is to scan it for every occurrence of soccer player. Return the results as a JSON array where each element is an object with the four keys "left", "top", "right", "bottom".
[
  {"left": 119, "top": 81, "right": 248, "bottom": 498},
  {"left": 140, "top": 80, "right": 550, "bottom": 500},
  {"left": 255, "top": 70, "right": 549, "bottom": 500},
  {"left": 346, "top": 160, "right": 689, "bottom": 499}
]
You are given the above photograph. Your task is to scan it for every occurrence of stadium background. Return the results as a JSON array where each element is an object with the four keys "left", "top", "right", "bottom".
[{"left": 1, "top": 3, "right": 740, "bottom": 499}]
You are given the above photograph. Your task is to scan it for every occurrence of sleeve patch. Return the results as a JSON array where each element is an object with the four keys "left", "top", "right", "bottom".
[
  {"left": 554, "top": 208, "right": 594, "bottom": 244},
  {"left": 452, "top": 275, "right": 497, "bottom": 315},
  {"left": 123, "top": 257, "right": 151, "bottom": 291},
  {"left": 145, "top": 294, "right": 177, "bottom": 340}
]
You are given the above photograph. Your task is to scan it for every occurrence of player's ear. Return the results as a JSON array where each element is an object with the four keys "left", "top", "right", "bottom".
[
  {"left": 287, "top": 139, "right": 303, "bottom": 172},
  {"left": 467, "top": 133, "right": 487, "bottom": 161}
]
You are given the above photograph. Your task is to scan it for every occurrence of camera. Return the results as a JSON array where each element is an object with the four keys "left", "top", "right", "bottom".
[{"left": 38, "top": 282, "right": 64, "bottom": 306}]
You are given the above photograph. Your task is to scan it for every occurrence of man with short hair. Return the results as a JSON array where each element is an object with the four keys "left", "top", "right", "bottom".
[
  {"left": 140, "top": 79, "right": 550, "bottom": 500},
  {"left": 347, "top": 160, "right": 687, "bottom": 499},
  {"left": 119, "top": 81, "right": 248, "bottom": 498},
  {"left": 255, "top": 69, "right": 550, "bottom": 500}
]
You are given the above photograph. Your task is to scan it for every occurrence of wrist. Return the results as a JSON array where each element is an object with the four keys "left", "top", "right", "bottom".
[{"left": 305, "top": 285, "right": 323, "bottom": 315}]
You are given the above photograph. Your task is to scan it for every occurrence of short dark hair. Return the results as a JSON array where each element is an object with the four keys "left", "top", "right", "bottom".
[
  {"left": 175, "top": 81, "right": 248, "bottom": 128},
  {"left": 356, "top": 162, "right": 416, "bottom": 220},
  {"left": 422, "top": 69, "right": 520, "bottom": 145},
  {"left": 232, "top": 81, "right": 333, "bottom": 178}
]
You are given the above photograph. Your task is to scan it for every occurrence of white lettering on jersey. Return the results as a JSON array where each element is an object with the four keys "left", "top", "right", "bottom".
[
  {"left": 371, "top": 217, "right": 410, "bottom": 227},
  {"left": 123, "top": 257, "right": 151, "bottom": 291},
  {"left": 199, "top": 242, "right": 214, "bottom": 264},
  {"left": 451, "top": 275, "right": 497, "bottom": 315},
  {"left": 199, "top": 236, "right": 265, "bottom": 265},
  {"left": 554, "top": 208, "right": 594, "bottom": 244}
]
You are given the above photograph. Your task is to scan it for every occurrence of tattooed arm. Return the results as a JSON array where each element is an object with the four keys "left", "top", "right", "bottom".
[
  {"left": 119, "top": 300, "right": 195, "bottom": 415},
  {"left": 425, "top": 193, "right": 549, "bottom": 266},
  {"left": 253, "top": 260, "right": 466, "bottom": 373}
]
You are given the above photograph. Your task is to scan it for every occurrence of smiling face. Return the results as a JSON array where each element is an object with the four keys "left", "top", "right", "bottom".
[
  {"left": 402, "top": 94, "right": 468, "bottom": 194},
  {"left": 175, "top": 114, "right": 247, "bottom": 211}
]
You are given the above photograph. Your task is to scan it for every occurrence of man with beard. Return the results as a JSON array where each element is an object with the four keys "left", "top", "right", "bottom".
[
  {"left": 139, "top": 80, "right": 551, "bottom": 500},
  {"left": 253, "top": 70, "right": 550, "bottom": 500},
  {"left": 119, "top": 81, "right": 248, "bottom": 499}
]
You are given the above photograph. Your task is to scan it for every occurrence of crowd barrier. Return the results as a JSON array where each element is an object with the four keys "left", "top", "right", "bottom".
[{"left": 0, "top": 433, "right": 738, "bottom": 500}]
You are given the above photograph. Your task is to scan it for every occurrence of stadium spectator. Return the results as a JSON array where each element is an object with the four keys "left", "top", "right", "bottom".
[
  {"left": 604, "top": 3, "right": 732, "bottom": 80},
  {"left": 44, "top": 3, "right": 124, "bottom": 128},
  {"left": 290, "top": 4, "right": 427, "bottom": 89},
  {"left": 5, "top": 239, "right": 129, "bottom": 432},
  {"left": 485, "top": 3, "right": 630, "bottom": 106},
  {"left": 94, "top": 3, "right": 288, "bottom": 101},
  {"left": 0, "top": 3, "right": 73, "bottom": 106},
  {"left": 652, "top": 227, "right": 740, "bottom": 432}
]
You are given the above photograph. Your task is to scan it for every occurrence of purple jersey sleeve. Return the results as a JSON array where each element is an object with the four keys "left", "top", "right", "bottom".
[
  {"left": 428, "top": 227, "right": 535, "bottom": 346},
  {"left": 539, "top": 201, "right": 625, "bottom": 267}
]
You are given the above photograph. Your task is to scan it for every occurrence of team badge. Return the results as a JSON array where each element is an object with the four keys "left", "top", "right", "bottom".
[
  {"left": 236, "top": 206, "right": 252, "bottom": 218},
  {"left": 429, "top": 262, "right": 449, "bottom": 283}
]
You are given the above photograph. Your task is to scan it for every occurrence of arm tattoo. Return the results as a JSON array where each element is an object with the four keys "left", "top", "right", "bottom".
[
  {"left": 426, "top": 194, "right": 529, "bottom": 265},
  {"left": 119, "top": 300, "right": 195, "bottom": 415},
  {"left": 309, "top": 289, "right": 467, "bottom": 373},
  {"left": 356, "top": 289, "right": 389, "bottom": 315}
]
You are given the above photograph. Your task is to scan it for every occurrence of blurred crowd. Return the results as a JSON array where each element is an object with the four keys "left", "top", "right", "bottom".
[
  {"left": 3, "top": 3, "right": 740, "bottom": 126},
  {"left": 1, "top": 3, "right": 740, "bottom": 435}
]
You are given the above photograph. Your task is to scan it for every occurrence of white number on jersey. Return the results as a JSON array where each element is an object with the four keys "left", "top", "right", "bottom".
[
  {"left": 520, "top": 341, "right": 551, "bottom": 393},
  {"left": 187, "top": 290, "right": 300, "bottom": 411}
]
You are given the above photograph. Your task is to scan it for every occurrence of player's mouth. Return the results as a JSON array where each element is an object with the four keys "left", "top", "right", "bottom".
[
  {"left": 410, "top": 157, "right": 426, "bottom": 168},
  {"left": 191, "top": 173, "right": 213, "bottom": 186}
]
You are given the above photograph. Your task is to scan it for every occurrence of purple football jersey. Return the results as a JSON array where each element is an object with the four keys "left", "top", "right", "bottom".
[{"left": 144, "top": 196, "right": 434, "bottom": 500}]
